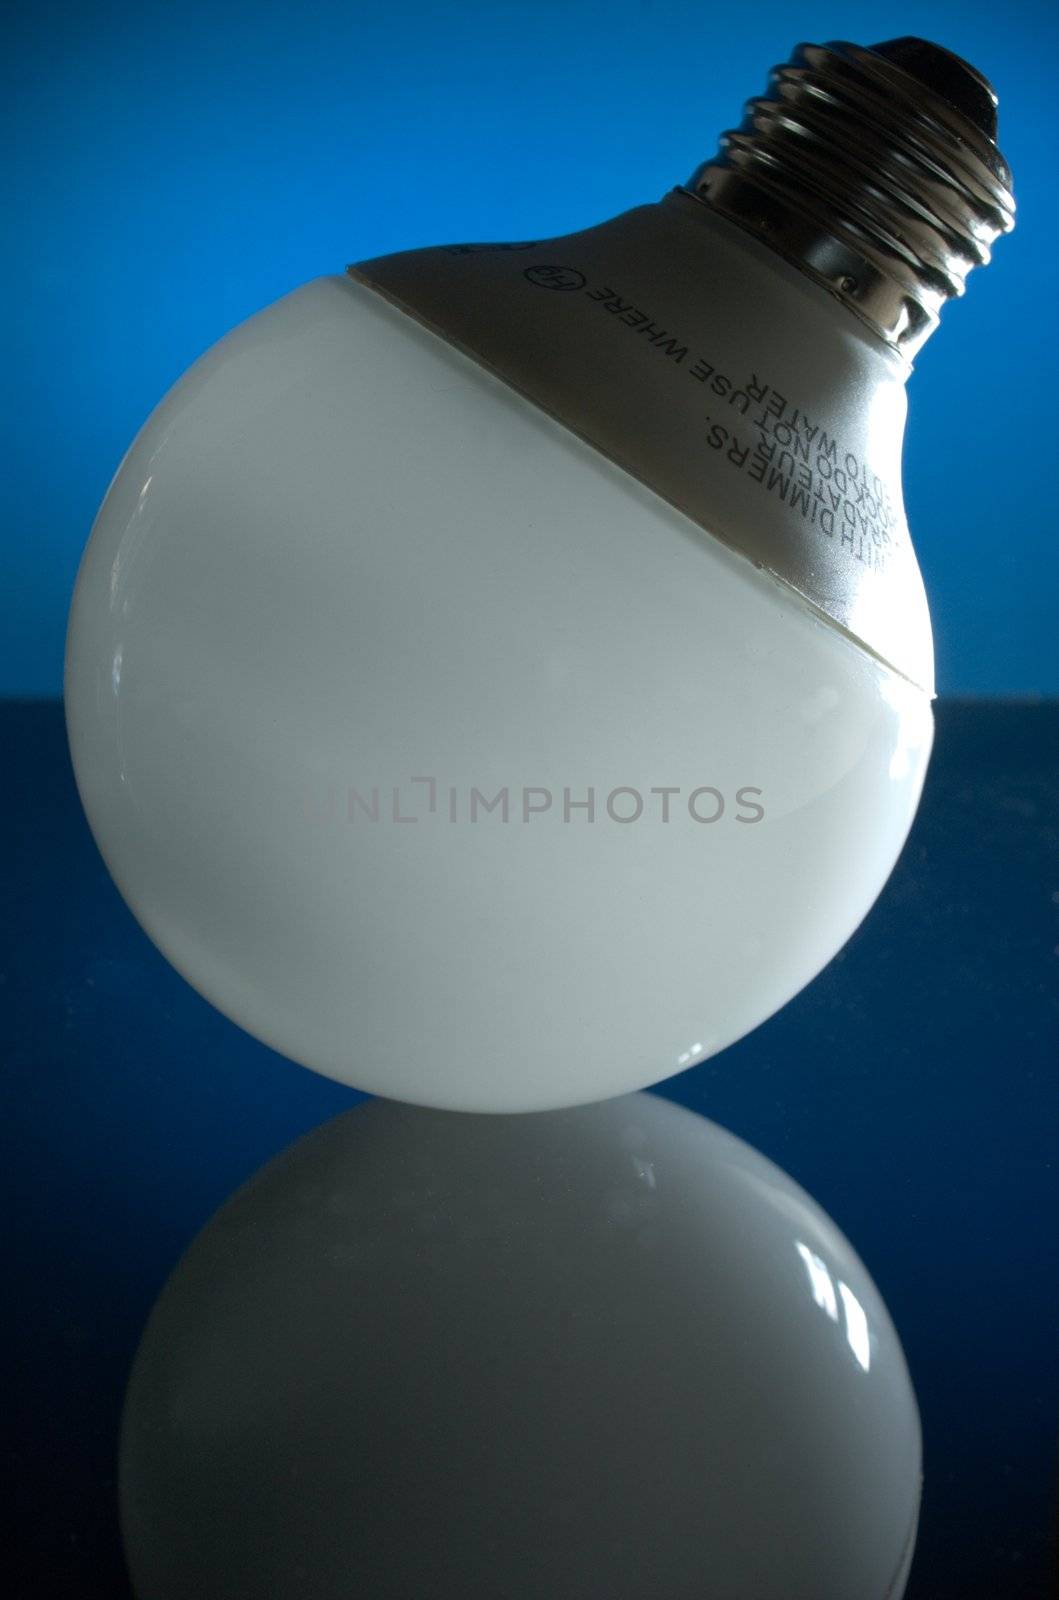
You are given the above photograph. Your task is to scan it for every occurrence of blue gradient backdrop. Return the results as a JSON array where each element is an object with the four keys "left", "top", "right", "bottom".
[
  {"left": 3, "top": 0, "right": 1057, "bottom": 695},
  {"left": 4, "top": 9, "right": 1058, "bottom": 1594}
]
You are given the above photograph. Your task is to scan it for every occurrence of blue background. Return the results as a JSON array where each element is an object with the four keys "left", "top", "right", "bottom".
[
  {"left": 4, "top": 6, "right": 1058, "bottom": 1597},
  {"left": 3, "top": 0, "right": 1058, "bottom": 696}
]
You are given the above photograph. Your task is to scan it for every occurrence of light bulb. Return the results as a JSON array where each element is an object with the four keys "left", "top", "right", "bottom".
[
  {"left": 65, "top": 37, "right": 1014, "bottom": 1110},
  {"left": 120, "top": 1093, "right": 922, "bottom": 1600}
]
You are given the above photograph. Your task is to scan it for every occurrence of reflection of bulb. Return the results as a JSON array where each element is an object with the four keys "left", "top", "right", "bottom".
[
  {"left": 65, "top": 37, "right": 1013, "bottom": 1110},
  {"left": 120, "top": 1093, "right": 922, "bottom": 1600}
]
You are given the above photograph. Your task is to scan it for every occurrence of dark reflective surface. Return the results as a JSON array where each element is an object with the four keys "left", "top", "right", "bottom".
[
  {"left": 2, "top": 699, "right": 1057, "bottom": 1598},
  {"left": 120, "top": 1095, "right": 920, "bottom": 1600}
]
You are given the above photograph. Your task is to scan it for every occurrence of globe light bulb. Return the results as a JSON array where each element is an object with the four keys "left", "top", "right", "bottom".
[
  {"left": 120, "top": 1093, "right": 922, "bottom": 1599},
  {"left": 65, "top": 37, "right": 1014, "bottom": 1111}
]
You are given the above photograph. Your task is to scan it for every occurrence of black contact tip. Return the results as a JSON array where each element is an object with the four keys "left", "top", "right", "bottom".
[{"left": 870, "top": 36, "right": 999, "bottom": 142}]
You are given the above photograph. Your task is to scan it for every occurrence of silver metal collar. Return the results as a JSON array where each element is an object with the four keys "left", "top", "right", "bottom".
[{"left": 686, "top": 37, "right": 1015, "bottom": 358}]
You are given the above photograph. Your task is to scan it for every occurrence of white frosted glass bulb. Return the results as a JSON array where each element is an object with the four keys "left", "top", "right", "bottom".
[
  {"left": 120, "top": 1093, "right": 922, "bottom": 1599},
  {"left": 65, "top": 37, "right": 1013, "bottom": 1110}
]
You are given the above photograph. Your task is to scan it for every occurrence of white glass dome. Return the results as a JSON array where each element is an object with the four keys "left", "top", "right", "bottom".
[{"left": 66, "top": 275, "right": 932, "bottom": 1109}]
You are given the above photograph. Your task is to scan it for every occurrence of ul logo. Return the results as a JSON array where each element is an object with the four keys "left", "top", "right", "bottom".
[{"left": 523, "top": 264, "right": 587, "bottom": 291}]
